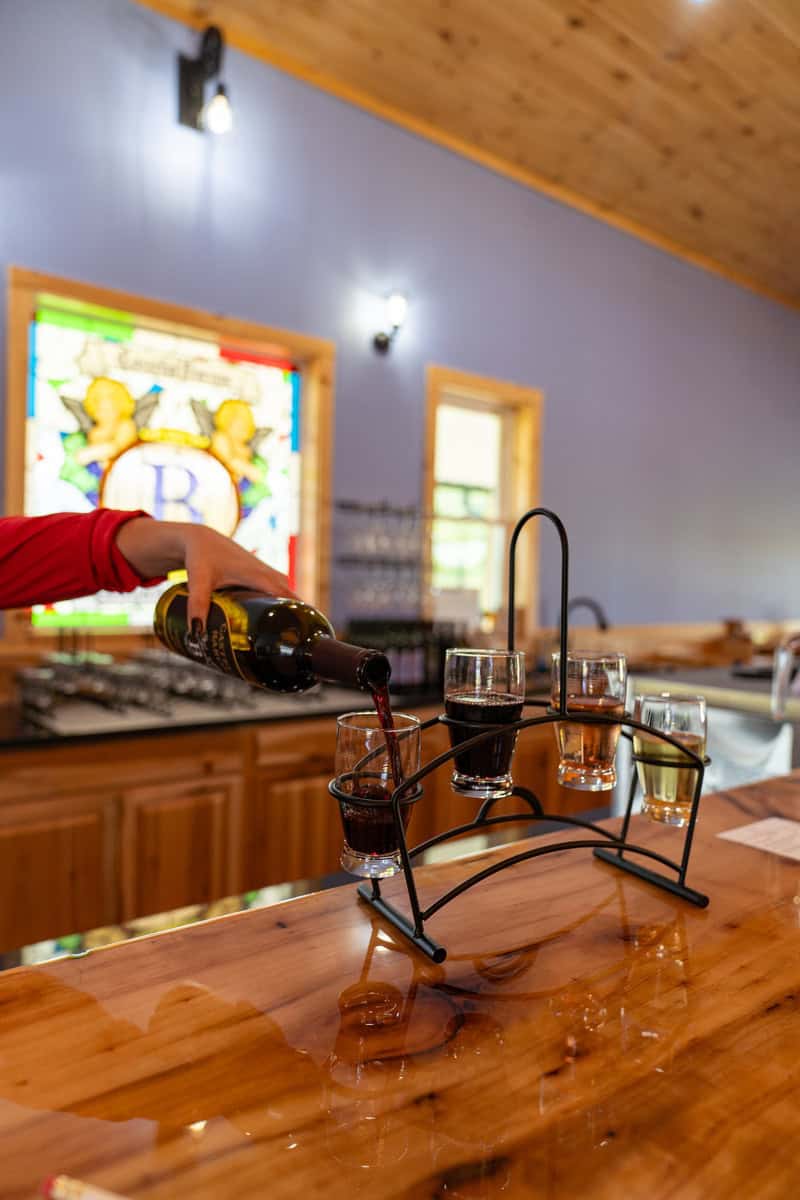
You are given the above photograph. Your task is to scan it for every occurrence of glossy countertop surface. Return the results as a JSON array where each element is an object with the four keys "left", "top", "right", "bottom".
[
  {"left": 0, "top": 810, "right": 610, "bottom": 974},
  {"left": 2, "top": 775, "right": 800, "bottom": 1197}
]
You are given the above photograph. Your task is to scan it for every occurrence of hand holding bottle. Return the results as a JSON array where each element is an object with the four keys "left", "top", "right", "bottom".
[{"left": 116, "top": 518, "right": 297, "bottom": 630}]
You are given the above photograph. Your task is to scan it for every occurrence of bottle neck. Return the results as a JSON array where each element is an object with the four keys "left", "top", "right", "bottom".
[{"left": 309, "top": 638, "right": 391, "bottom": 691}]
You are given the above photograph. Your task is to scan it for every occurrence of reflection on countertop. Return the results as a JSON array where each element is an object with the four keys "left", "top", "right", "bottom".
[
  {"left": 0, "top": 837, "right": 695, "bottom": 1194},
  {"left": 0, "top": 807, "right": 610, "bottom": 973},
  {"left": 2, "top": 777, "right": 798, "bottom": 1198}
]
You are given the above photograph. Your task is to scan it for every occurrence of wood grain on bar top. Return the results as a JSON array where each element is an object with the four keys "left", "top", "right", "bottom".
[{"left": 2, "top": 776, "right": 800, "bottom": 1198}]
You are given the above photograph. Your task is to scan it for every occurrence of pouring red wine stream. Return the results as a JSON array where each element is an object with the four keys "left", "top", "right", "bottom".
[
  {"left": 371, "top": 682, "right": 405, "bottom": 793},
  {"left": 339, "top": 682, "right": 409, "bottom": 858}
]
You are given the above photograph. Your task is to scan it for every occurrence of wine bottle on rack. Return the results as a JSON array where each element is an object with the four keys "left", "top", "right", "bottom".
[{"left": 154, "top": 584, "right": 391, "bottom": 694}]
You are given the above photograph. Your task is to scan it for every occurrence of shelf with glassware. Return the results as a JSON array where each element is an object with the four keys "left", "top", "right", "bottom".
[
  {"left": 334, "top": 499, "right": 439, "bottom": 698},
  {"left": 333, "top": 496, "right": 510, "bottom": 622},
  {"left": 329, "top": 508, "right": 711, "bottom": 963},
  {"left": 334, "top": 497, "right": 499, "bottom": 700},
  {"left": 334, "top": 499, "right": 425, "bottom": 617}
]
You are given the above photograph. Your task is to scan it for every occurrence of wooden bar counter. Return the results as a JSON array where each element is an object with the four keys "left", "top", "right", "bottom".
[{"left": 2, "top": 776, "right": 800, "bottom": 1198}]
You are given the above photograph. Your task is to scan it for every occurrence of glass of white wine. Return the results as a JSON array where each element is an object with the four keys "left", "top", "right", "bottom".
[{"left": 633, "top": 694, "right": 707, "bottom": 826}]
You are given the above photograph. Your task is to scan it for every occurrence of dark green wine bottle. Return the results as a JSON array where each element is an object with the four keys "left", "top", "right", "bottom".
[{"left": 154, "top": 584, "right": 391, "bottom": 694}]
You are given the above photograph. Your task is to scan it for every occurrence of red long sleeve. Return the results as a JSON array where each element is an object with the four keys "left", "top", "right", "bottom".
[{"left": 0, "top": 510, "right": 164, "bottom": 610}]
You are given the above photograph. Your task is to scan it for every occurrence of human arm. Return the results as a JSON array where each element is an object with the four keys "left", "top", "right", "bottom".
[
  {"left": 115, "top": 518, "right": 296, "bottom": 630},
  {"left": 0, "top": 509, "right": 161, "bottom": 610},
  {"left": 0, "top": 511, "right": 296, "bottom": 626}
]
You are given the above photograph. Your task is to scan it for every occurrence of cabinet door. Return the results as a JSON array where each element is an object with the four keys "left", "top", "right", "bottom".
[
  {"left": 0, "top": 730, "right": 245, "bottom": 803},
  {"left": 515, "top": 720, "right": 596, "bottom": 817},
  {"left": 0, "top": 794, "right": 116, "bottom": 950},
  {"left": 416, "top": 713, "right": 473, "bottom": 843},
  {"left": 409, "top": 707, "right": 589, "bottom": 848},
  {"left": 121, "top": 779, "right": 240, "bottom": 921},
  {"left": 246, "top": 770, "right": 343, "bottom": 889},
  {"left": 243, "top": 719, "right": 339, "bottom": 890}
]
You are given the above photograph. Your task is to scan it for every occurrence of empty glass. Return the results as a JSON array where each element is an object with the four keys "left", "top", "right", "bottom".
[{"left": 633, "top": 694, "right": 707, "bottom": 826}]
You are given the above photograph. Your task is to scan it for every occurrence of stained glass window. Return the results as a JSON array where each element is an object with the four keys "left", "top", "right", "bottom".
[{"left": 25, "top": 296, "right": 301, "bottom": 629}]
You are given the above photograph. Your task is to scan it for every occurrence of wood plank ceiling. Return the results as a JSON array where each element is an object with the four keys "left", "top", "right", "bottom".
[{"left": 140, "top": 0, "right": 800, "bottom": 307}]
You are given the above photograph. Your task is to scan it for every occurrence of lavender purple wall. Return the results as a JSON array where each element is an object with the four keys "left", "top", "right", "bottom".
[{"left": 2, "top": 0, "right": 799, "bottom": 625}]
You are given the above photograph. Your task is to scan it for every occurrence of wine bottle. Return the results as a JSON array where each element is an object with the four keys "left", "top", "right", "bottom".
[{"left": 153, "top": 584, "right": 391, "bottom": 694}]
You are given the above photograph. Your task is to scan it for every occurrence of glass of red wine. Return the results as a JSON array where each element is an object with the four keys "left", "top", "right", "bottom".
[
  {"left": 444, "top": 648, "right": 526, "bottom": 798},
  {"left": 334, "top": 711, "right": 422, "bottom": 878}
]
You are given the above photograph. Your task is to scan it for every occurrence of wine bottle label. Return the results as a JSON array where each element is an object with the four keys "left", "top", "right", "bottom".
[
  {"left": 154, "top": 583, "right": 361, "bottom": 693},
  {"left": 198, "top": 600, "right": 247, "bottom": 679},
  {"left": 155, "top": 587, "right": 251, "bottom": 682}
]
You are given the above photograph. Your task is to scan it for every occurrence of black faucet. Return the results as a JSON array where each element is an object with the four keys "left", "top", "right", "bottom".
[{"left": 563, "top": 596, "right": 610, "bottom": 632}]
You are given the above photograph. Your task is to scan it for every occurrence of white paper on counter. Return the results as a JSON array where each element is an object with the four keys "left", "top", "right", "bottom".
[{"left": 718, "top": 817, "right": 800, "bottom": 862}]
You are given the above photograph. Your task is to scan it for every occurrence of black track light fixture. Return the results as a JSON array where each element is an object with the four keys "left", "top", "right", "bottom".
[{"left": 178, "top": 26, "right": 233, "bottom": 134}]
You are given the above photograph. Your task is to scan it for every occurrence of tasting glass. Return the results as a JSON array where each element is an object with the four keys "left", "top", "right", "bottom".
[
  {"left": 551, "top": 651, "right": 627, "bottom": 791},
  {"left": 334, "top": 711, "right": 421, "bottom": 878},
  {"left": 633, "top": 694, "right": 707, "bottom": 826},
  {"left": 444, "top": 648, "right": 526, "bottom": 799}
]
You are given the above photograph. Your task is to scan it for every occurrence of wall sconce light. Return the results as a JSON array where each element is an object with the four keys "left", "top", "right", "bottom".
[
  {"left": 178, "top": 26, "right": 233, "bottom": 134},
  {"left": 373, "top": 293, "right": 408, "bottom": 353},
  {"left": 204, "top": 84, "right": 233, "bottom": 135}
]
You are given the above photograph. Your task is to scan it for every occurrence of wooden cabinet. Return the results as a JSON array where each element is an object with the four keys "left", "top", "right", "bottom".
[
  {"left": 0, "top": 702, "right": 601, "bottom": 951},
  {"left": 405, "top": 704, "right": 590, "bottom": 851},
  {"left": 248, "top": 772, "right": 342, "bottom": 888},
  {"left": 0, "top": 730, "right": 247, "bottom": 948},
  {"left": 514, "top": 718, "right": 592, "bottom": 817},
  {"left": 120, "top": 777, "right": 241, "bottom": 921},
  {"left": 0, "top": 792, "right": 116, "bottom": 948},
  {"left": 244, "top": 719, "right": 338, "bottom": 889}
]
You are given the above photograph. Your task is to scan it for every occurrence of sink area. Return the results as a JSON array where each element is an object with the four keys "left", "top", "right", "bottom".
[
  {"left": 620, "top": 665, "right": 800, "bottom": 801},
  {"left": 525, "top": 659, "right": 799, "bottom": 804}
]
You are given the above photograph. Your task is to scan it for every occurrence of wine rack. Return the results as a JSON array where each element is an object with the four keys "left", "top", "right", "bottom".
[{"left": 331, "top": 508, "right": 710, "bottom": 963}]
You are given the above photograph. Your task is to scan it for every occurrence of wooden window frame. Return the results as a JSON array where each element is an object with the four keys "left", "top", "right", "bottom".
[
  {"left": 3, "top": 266, "right": 335, "bottom": 653},
  {"left": 423, "top": 364, "right": 543, "bottom": 639}
]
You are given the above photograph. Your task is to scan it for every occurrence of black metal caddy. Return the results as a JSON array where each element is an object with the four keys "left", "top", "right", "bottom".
[{"left": 330, "top": 508, "right": 709, "bottom": 963}]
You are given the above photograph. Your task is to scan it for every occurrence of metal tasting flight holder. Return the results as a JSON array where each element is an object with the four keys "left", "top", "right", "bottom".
[{"left": 334, "top": 508, "right": 709, "bottom": 963}]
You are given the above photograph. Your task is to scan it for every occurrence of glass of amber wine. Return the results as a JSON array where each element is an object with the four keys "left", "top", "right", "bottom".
[
  {"left": 551, "top": 651, "right": 627, "bottom": 790},
  {"left": 334, "top": 712, "right": 421, "bottom": 878},
  {"left": 633, "top": 694, "right": 707, "bottom": 826}
]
